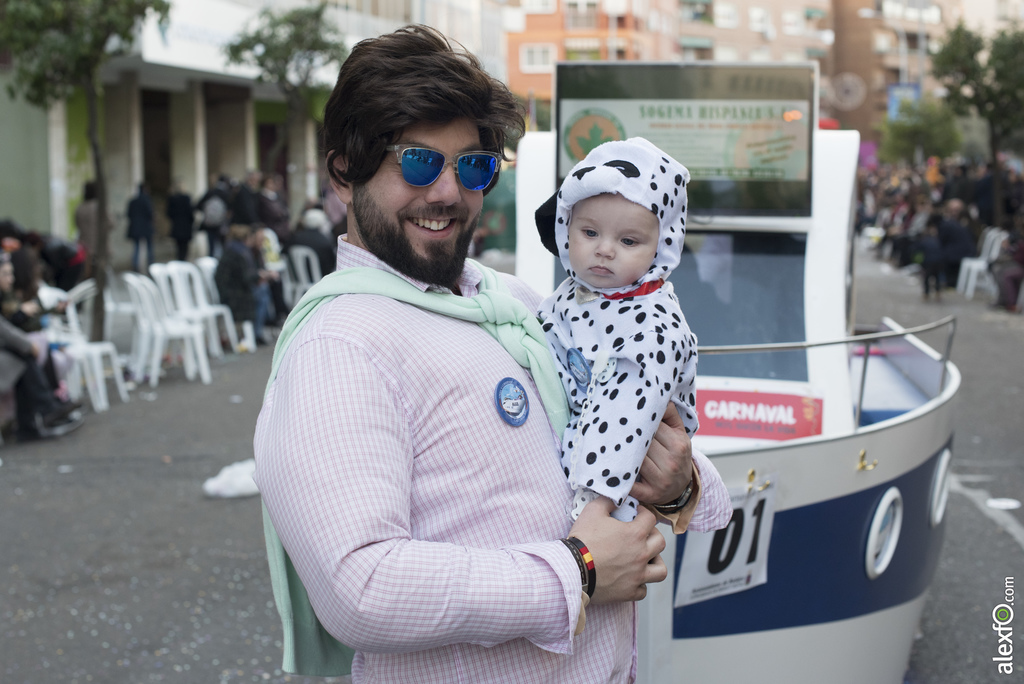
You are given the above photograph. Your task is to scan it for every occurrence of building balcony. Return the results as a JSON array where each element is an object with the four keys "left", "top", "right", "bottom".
[{"left": 565, "top": 9, "right": 600, "bottom": 30}]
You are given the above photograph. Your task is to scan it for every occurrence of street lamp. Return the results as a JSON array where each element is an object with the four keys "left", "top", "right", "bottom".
[{"left": 858, "top": 6, "right": 908, "bottom": 84}]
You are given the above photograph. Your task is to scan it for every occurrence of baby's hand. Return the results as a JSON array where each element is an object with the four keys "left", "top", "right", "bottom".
[{"left": 631, "top": 403, "right": 693, "bottom": 505}]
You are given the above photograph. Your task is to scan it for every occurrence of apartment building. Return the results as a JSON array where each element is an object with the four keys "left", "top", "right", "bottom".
[
  {"left": 831, "top": 0, "right": 961, "bottom": 147},
  {"left": 506, "top": 0, "right": 834, "bottom": 105}
]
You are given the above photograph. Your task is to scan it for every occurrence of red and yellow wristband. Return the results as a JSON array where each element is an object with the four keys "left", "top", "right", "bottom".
[{"left": 562, "top": 536, "right": 596, "bottom": 598}]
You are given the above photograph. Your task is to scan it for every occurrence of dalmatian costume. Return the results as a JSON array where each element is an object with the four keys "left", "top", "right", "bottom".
[{"left": 537, "top": 138, "right": 699, "bottom": 522}]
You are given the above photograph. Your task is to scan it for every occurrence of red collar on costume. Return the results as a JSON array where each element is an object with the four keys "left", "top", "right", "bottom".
[{"left": 601, "top": 279, "right": 664, "bottom": 300}]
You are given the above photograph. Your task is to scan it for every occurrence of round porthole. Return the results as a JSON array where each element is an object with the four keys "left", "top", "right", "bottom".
[
  {"left": 929, "top": 448, "right": 952, "bottom": 528},
  {"left": 865, "top": 486, "right": 903, "bottom": 580}
]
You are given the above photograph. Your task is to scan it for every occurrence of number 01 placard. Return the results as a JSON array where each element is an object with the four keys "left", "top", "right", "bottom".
[{"left": 674, "top": 474, "right": 777, "bottom": 607}]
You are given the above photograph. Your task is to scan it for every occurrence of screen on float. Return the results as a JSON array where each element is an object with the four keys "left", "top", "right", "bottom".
[{"left": 555, "top": 62, "right": 816, "bottom": 218}]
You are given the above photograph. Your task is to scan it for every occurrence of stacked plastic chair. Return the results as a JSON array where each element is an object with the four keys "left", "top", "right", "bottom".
[
  {"left": 122, "top": 272, "right": 211, "bottom": 387},
  {"left": 51, "top": 279, "right": 130, "bottom": 412}
]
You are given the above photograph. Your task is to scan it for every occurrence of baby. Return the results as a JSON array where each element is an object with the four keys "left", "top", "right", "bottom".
[{"left": 537, "top": 137, "right": 699, "bottom": 522}]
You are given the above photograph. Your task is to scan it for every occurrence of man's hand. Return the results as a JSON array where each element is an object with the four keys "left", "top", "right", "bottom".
[
  {"left": 568, "top": 498, "right": 667, "bottom": 604},
  {"left": 630, "top": 402, "right": 693, "bottom": 505}
]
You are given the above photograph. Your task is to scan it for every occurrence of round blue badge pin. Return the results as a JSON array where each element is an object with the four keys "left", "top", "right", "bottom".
[
  {"left": 494, "top": 377, "right": 529, "bottom": 427},
  {"left": 566, "top": 348, "right": 591, "bottom": 391}
]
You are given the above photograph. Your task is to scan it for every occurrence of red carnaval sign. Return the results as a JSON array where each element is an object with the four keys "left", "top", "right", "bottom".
[{"left": 697, "top": 390, "right": 823, "bottom": 440}]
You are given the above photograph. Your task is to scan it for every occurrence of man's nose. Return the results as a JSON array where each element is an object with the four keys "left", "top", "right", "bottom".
[{"left": 423, "top": 163, "right": 462, "bottom": 204}]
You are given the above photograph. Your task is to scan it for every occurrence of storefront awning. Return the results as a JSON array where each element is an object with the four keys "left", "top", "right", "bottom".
[{"left": 679, "top": 36, "right": 714, "bottom": 48}]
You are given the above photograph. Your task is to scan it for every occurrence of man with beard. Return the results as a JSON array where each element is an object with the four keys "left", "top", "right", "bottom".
[{"left": 253, "top": 25, "right": 730, "bottom": 684}]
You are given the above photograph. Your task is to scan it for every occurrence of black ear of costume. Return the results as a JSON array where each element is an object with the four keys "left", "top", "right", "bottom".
[{"left": 535, "top": 190, "right": 560, "bottom": 257}]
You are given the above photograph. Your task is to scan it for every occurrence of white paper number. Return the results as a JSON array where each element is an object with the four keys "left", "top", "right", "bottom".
[{"left": 674, "top": 474, "right": 777, "bottom": 607}]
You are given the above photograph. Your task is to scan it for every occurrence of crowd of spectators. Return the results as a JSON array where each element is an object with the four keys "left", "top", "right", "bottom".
[
  {"left": 181, "top": 169, "right": 344, "bottom": 346},
  {"left": 0, "top": 167, "right": 346, "bottom": 440},
  {"left": 0, "top": 219, "right": 83, "bottom": 441},
  {"left": 857, "top": 158, "right": 1024, "bottom": 310}
]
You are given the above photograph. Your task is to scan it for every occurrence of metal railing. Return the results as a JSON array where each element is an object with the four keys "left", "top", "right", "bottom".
[{"left": 697, "top": 315, "right": 957, "bottom": 428}]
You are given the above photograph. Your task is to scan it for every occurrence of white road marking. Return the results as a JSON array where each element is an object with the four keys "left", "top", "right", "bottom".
[{"left": 950, "top": 473, "right": 1024, "bottom": 552}]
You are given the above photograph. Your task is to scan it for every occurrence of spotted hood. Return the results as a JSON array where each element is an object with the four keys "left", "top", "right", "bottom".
[{"left": 549, "top": 137, "right": 690, "bottom": 296}]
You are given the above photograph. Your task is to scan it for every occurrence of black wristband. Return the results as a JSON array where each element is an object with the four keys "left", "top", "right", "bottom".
[{"left": 562, "top": 537, "right": 596, "bottom": 598}]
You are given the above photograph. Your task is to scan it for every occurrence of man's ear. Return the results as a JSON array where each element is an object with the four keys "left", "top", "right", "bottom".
[{"left": 329, "top": 156, "right": 353, "bottom": 205}]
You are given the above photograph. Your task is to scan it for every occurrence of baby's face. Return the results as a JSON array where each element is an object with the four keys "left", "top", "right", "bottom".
[{"left": 567, "top": 193, "right": 659, "bottom": 289}]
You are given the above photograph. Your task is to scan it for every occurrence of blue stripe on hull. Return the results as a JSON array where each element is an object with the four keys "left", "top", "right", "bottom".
[{"left": 673, "top": 441, "right": 950, "bottom": 638}]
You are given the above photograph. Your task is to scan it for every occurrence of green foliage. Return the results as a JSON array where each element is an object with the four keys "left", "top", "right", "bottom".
[
  {"left": 932, "top": 22, "right": 1024, "bottom": 225},
  {"left": 878, "top": 99, "right": 962, "bottom": 163},
  {"left": 932, "top": 21, "right": 1024, "bottom": 144},
  {"left": 0, "top": 0, "right": 170, "bottom": 106},
  {"left": 225, "top": 3, "right": 347, "bottom": 102}
]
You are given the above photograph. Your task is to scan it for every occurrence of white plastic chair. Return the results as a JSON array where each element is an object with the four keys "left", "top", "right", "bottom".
[
  {"left": 51, "top": 279, "right": 130, "bottom": 412},
  {"left": 122, "top": 272, "right": 212, "bottom": 387},
  {"left": 959, "top": 228, "right": 1006, "bottom": 300},
  {"left": 261, "top": 229, "right": 293, "bottom": 308},
  {"left": 195, "top": 256, "right": 220, "bottom": 304},
  {"left": 166, "top": 260, "right": 239, "bottom": 357},
  {"left": 288, "top": 245, "right": 322, "bottom": 304},
  {"left": 955, "top": 227, "right": 996, "bottom": 293}
]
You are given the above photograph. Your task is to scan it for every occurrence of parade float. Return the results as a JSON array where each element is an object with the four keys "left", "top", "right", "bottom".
[{"left": 514, "top": 60, "right": 959, "bottom": 684}]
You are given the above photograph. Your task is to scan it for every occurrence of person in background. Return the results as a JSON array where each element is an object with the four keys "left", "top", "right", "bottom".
[
  {"left": 258, "top": 174, "right": 291, "bottom": 243},
  {"left": 73, "top": 180, "right": 112, "bottom": 280},
  {"left": 917, "top": 214, "right": 946, "bottom": 301},
  {"left": 233, "top": 170, "right": 262, "bottom": 227},
  {"left": 0, "top": 249, "right": 73, "bottom": 402},
  {"left": 993, "top": 231, "right": 1024, "bottom": 312},
  {"left": 286, "top": 207, "right": 336, "bottom": 278},
  {"left": 937, "top": 199, "right": 976, "bottom": 288},
  {"left": 166, "top": 181, "right": 195, "bottom": 261},
  {"left": 126, "top": 182, "right": 155, "bottom": 273},
  {"left": 0, "top": 253, "right": 81, "bottom": 441},
  {"left": 214, "top": 224, "right": 276, "bottom": 346},
  {"left": 197, "top": 174, "right": 233, "bottom": 259}
]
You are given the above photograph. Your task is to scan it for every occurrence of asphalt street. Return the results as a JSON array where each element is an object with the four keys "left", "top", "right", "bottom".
[
  {"left": 854, "top": 243, "right": 1024, "bottom": 684},
  {"left": 1, "top": 241, "right": 1022, "bottom": 683}
]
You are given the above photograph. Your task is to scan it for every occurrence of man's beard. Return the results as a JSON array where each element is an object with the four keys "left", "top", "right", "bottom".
[{"left": 352, "top": 184, "right": 477, "bottom": 289}]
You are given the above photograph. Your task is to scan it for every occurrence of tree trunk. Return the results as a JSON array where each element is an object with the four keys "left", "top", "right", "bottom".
[
  {"left": 990, "top": 129, "right": 1005, "bottom": 229},
  {"left": 85, "top": 78, "right": 108, "bottom": 343}
]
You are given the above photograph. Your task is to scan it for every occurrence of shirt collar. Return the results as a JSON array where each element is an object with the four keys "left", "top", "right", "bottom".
[{"left": 335, "top": 236, "right": 482, "bottom": 297}]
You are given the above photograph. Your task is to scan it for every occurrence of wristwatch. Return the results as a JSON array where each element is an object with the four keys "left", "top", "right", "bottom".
[{"left": 652, "top": 477, "right": 693, "bottom": 514}]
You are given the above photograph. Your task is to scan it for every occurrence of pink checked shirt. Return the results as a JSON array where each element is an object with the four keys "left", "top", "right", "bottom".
[{"left": 254, "top": 239, "right": 732, "bottom": 683}]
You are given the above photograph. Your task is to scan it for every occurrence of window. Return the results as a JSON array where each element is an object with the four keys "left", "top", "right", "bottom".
[
  {"left": 523, "top": 0, "right": 557, "bottom": 12},
  {"left": 781, "top": 10, "right": 804, "bottom": 35},
  {"left": 749, "top": 46, "right": 772, "bottom": 62},
  {"left": 714, "top": 45, "right": 739, "bottom": 61},
  {"left": 782, "top": 50, "right": 803, "bottom": 62},
  {"left": 714, "top": 2, "right": 738, "bottom": 28},
  {"left": 873, "top": 30, "right": 893, "bottom": 54},
  {"left": 565, "top": 0, "right": 599, "bottom": 28},
  {"left": 681, "top": 1, "right": 713, "bottom": 23},
  {"left": 672, "top": 232, "right": 809, "bottom": 381},
  {"left": 520, "top": 44, "right": 556, "bottom": 73},
  {"left": 748, "top": 7, "right": 769, "bottom": 32}
]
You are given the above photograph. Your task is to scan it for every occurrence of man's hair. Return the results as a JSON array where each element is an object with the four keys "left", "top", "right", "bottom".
[{"left": 322, "top": 25, "right": 524, "bottom": 192}]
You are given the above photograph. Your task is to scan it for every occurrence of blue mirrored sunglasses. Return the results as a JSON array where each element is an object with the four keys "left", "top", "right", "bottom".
[{"left": 385, "top": 145, "right": 500, "bottom": 191}]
